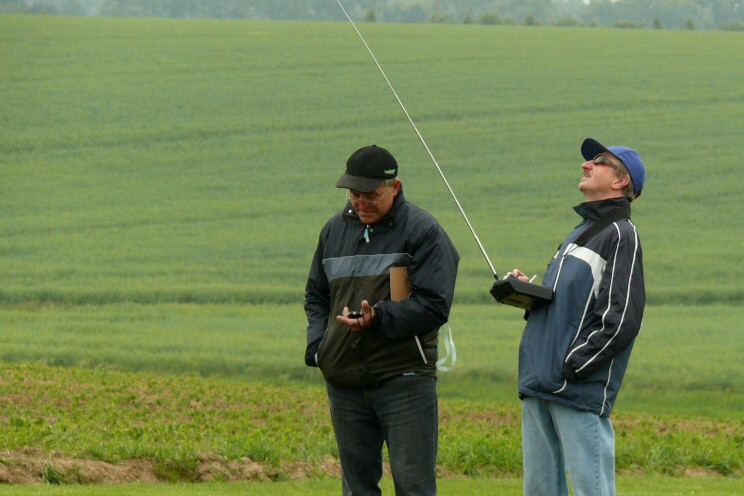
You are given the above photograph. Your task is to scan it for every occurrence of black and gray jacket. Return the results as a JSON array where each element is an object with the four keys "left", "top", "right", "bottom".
[
  {"left": 518, "top": 198, "right": 645, "bottom": 417},
  {"left": 304, "top": 189, "right": 459, "bottom": 388}
]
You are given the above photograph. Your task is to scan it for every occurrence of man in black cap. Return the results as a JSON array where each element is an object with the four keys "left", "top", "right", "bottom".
[
  {"left": 503, "top": 138, "right": 646, "bottom": 496},
  {"left": 304, "top": 145, "right": 459, "bottom": 495}
]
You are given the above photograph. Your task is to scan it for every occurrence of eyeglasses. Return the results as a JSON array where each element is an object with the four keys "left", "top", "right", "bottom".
[
  {"left": 592, "top": 155, "right": 619, "bottom": 170},
  {"left": 346, "top": 189, "right": 388, "bottom": 207}
]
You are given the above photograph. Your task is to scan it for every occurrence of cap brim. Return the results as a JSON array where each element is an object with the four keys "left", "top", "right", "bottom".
[
  {"left": 581, "top": 138, "right": 610, "bottom": 161},
  {"left": 335, "top": 173, "right": 383, "bottom": 193}
]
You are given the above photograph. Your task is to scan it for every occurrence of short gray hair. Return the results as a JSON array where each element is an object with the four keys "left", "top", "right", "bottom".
[{"left": 615, "top": 163, "right": 636, "bottom": 202}]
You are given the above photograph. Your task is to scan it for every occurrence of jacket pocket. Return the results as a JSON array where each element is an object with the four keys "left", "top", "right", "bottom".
[
  {"left": 317, "top": 324, "right": 361, "bottom": 386},
  {"left": 316, "top": 326, "right": 343, "bottom": 370}
]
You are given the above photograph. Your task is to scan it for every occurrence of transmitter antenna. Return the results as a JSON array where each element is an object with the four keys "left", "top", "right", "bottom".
[
  {"left": 335, "top": 0, "right": 498, "bottom": 279},
  {"left": 335, "top": 1, "right": 554, "bottom": 311}
]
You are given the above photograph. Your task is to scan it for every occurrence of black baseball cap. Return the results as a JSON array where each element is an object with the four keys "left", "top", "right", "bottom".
[{"left": 336, "top": 145, "right": 398, "bottom": 193}]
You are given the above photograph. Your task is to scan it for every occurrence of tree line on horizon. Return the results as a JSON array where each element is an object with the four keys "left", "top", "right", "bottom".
[{"left": 1, "top": 0, "right": 743, "bottom": 31}]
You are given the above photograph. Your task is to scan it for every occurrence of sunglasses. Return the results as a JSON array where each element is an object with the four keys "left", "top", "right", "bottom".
[{"left": 592, "top": 155, "right": 619, "bottom": 170}]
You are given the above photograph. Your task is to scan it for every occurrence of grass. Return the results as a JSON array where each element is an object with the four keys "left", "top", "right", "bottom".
[
  {"left": 1, "top": 16, "right": 743, "bottom": 305},
  {"left": 0, "top": 362, "right": 740, "bottom": 482},
  {"left": 2, "top": 303, "right": 742, "bottom": 419},
  {"left": 0, "top": 476, "right": 742, "bottom": 495}
]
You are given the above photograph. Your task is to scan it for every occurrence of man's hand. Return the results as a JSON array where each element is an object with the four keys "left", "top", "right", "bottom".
[
  {"left": 508, "top": 268, "right": 529, "bottom": 281},
  {"left": 336, "top": 300, "right": 376, "bottom": 332},
  {"left": 304, "top": 338, "right": 321, "bottom": 367}
]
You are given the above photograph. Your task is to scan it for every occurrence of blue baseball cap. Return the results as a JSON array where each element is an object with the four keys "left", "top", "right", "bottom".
[{"left": 581, "top": 137, "right": 645, "bottom": 197}]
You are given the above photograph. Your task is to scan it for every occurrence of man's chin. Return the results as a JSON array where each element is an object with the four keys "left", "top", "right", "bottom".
[{"left": 358, "top": 214, "right": 380, "bottom": 225}]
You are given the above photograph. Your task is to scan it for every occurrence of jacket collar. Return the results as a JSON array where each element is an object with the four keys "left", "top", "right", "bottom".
[{"left": 573, "top": 197, "right": 630, "bottom": 222}]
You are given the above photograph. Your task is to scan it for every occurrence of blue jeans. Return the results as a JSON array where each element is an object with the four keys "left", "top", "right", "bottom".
[
  {"left": 522, "top": 397, "right": 615, "bottom": 496},
  {"left": 326, "top": 374, "right": 438, "bottom": 496}
]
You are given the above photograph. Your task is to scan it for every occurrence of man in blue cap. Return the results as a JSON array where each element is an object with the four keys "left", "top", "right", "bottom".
[{"left": 506, "top": 138, "right": 646, "bottom": 496}]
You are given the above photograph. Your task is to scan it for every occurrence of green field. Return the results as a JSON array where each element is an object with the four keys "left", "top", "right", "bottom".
[
  {"left": 3, "top": 16, "right": 742, "bottom": 304},
  {"left": 1, "top": 14, "right": 743, "bottom": 492}
]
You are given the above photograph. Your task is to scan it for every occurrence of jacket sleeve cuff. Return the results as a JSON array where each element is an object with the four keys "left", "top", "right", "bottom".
[
  {"left": 368, "top": 301, "right": 383, "bottom": 332},
  {"left": 305, "top": 338, "right": 322, "bottom": 367}
]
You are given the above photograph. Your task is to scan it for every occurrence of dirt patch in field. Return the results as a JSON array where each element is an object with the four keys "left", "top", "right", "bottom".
[
  {"left": 613, "top": 415, "right": 742, "bottom": 437},
  {"left": 8, "top": 301, "right": 69, "bottom": 311},
  {"left": 282, "top": 454, "right": 343, "bottom": 480},
  {"left": 193, "top": 453, "right": 272, "bottom": 482},
  {"left": 441, "top": 410, "right": 520, "bottom": 425},
  {"left": 0, "top": 448, "right": 347, "bottom": 484},
  {"left": 0, "top": 448, "right": 159, "bottom": 484},
  {"left": 0, "top": 449, "right": 424, "bottom": 484}
]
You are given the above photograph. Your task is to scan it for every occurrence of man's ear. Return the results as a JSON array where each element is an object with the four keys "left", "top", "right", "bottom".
[
  {"left": 392, "top": 179, "right": 402, "bottom": 196},
  {"left": 613, "top": 175, "right": 630, "bottom": 191}
]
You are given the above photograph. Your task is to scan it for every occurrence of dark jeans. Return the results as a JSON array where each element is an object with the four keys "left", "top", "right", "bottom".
[{"left": 326, "top": 374, "right": 438, "bottom": 496}]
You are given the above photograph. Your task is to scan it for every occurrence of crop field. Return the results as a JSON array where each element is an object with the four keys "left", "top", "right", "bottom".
[{"left": 1, "top": 13, "right": 743, "bottom": 493}]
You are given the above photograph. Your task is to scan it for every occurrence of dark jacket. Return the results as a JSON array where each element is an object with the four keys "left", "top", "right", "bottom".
[
  {"left": 304, "top": 189, "right": 459, "bottom": 388},
  {"left": 518, "top": 198, "right": 645, "bottom": 417}
]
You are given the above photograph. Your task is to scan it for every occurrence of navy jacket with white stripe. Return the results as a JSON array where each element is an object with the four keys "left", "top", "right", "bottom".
[{"left": 518, "top": 197, "right": 645, "bottom": 417}]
